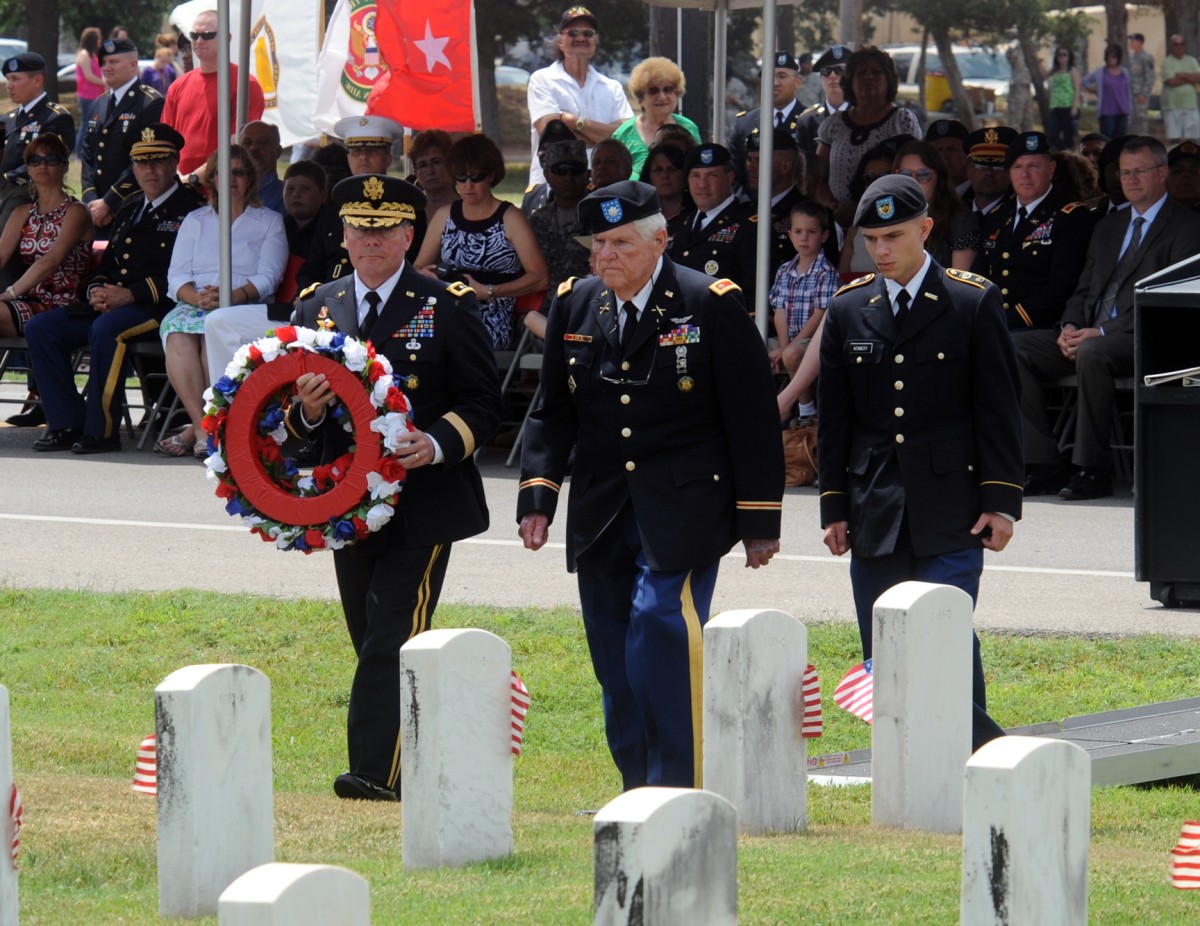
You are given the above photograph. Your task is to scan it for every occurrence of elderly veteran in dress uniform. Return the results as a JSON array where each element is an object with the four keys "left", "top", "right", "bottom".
[
  {"left": 727, "top": 51, "right": 805, "bottom": 193},
  {"left": 25, "top": 124, "right": 204, "bottom": 454},
  {"left": 971, "top": 131, "right": 1095, "bottom": 331},
  {"left": 669, "top": 144, "right": 760, "bottom": 308},
  {"left": 818, "top": 174, "right": 1023, "bottom": 752},
  {"left": 80, "top": 37, "right": 165, "bottom": 239},
  {"left": 288, "top": 174, "right": 501, "bottom": 802},
  {"left": 294, "top": 115, "right": 410, "bottom": 295},
  {"left": 517, "top": 181, "right": 784, "bottom": 790},
  {"left": 0, "top": 52, "right": 76, "bottom": 246}
]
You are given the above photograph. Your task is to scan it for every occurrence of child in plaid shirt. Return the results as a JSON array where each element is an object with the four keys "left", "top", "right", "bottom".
[{"left": 769, "top": 201, "right": 839, "bottom": 418}]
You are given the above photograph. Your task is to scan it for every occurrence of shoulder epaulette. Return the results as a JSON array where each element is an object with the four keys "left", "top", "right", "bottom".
[
  {"left": 557, "top": 276, "right": 576, "bottom": 297},
  {"left": 834, "top": 273, "right": 875, "bottom": 295},
  {"left": 735, "top": 110, "right": 748, "bottom": 119},
  {"left": 799, "top": 102, "right": 822, "bottom": 117},
  {"left": 446, "top": 281, "right": 472, "bottom": 297},
  {"left": 710, "top": 279, "right": 741, "bottom": 296},
  {"left": 139, "top": 84, "right": 163, "bottom": 99},
  {"left": 946, "top": 268, "right": 987, "bottom": 289},
  {"left": 748, "top": 214, "right": 759, "bottom": 223},
  {"left": 46, "top": 101, "right": 69, "bottom": 115},
  {"left": 1060, "top": 201, "right": 1087, "bottom": 214},
  {"left": 297, "top": 282, "right": 321, "bottom": 300}
]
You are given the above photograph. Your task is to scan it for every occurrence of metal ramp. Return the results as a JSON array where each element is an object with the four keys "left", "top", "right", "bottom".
[{"left": 809, "top": 697, "right": 1200, "bottom": 788}]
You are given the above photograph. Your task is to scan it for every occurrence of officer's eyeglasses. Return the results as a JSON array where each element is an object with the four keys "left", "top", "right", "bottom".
[
  {"left": 895, "top": 167, "right": 934, "bottom": 182},
  {"left": 968, "top": 160, "right": 1007, "bottom": 172},
  {"left": 190, "top": 30, "right": 219, "bottom": 42},
  {"left": 564, "top": 29, "right": 597, "bottom": 39},
  {"left": 27, "top": 155, "right": 66, "bottom": 167},
  {"left": 454, "top": 172, "right": 490, "bottom": 184},
  {"left": 820, "top": 66, "right": 846, "bottom": 78},
  {"left": 1117, "top": 166, "right": 1160, "bottom": 180}
]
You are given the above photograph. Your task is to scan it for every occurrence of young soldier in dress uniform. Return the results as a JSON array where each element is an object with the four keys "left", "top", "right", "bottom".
[
  {"left": 727, "top": 51, "right": 804, "bottom": 192},
  {"left": 795, "top": 45, "right": 851, "bottom": 156},
  {"left": 818, "top": 174, "right": 1023, "bottom": 752},
  {"left": 288, "top": 174, "right": 501, "bottom": 801},
  {"left": 25, "top": 124, "right": 204, "bottom": 453},
  {"left": 971, "top": 131, "right": 1096, "bottom": 330},
  {"left": 80, "top": 37, "right": 166, "bottom": 239},
  {"left": 518, "top": 180, "right": 784, "bottom": 790},
  {"left": 670, "top": 144, "right": 760, "bottom": 308}
]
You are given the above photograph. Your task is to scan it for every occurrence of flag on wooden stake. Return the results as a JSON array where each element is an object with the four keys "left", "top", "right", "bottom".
[
  {"left": 511, "top": 672, "right": 531, "bottom": 757},
  {"left": 132, "top": 735, "right": 157, "bottom": 795},
  {"left": 833, "top": 659, "right": 874, "bottom": 724},
  {"left": 1170, "top": 820, "right": 1200, "bottom": 889}
]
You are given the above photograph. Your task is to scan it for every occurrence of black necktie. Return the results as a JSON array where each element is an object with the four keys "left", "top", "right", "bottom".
[
  {"left": 362, "top": 290, "right": 381, "bottom": 339},
  {"left": 692, "top": 211, "right": 707, "bottom": 237},
  {"left": 620, "top": 301, "right": 638, "bottom": 355},
  {"left": 105, "top": 92, "right": 117, "bottom": 120},
  {"left": 775, "top": 110, "right": 785, "bottom": 128},
  {"left": 894, "top": 289, "right": 911, "bottom": 328},
  {"left": 1015, "top": 205, "right": 1028, "bottom": 231},
  {"left": 1096, "top": 216, "right": 1145, "bottom": 324}
]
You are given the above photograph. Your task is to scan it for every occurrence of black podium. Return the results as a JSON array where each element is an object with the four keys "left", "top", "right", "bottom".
[{"left": 1134, "top": 255, "right": 1200, "bottom": 607}]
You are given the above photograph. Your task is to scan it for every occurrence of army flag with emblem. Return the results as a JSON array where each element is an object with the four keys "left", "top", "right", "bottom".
[
  {"left": 366, "top": 0, "right": 477, "bottom": 132},
  {"left": 313, "top": 0, "right": 388, "bottom": 134}
]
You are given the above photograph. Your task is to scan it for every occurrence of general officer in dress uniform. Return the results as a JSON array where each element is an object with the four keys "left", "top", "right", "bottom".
[
  {"left": 670, "top": 144, "right": 760, "bottom": 308},
  {"left": 727, "top": 51, "right": 805, "bottom": 192},
  {"left": 517, "top": 181, "right": 784, "bottom": 790},
  {"left": 80, "top": 37, "right": 165, "bottom": 239},
  {"left": 0, "top": 52, "right": 75, "bottom": 247},
  {"left": 288, "top": 174, "right": 501, "bottom": 802},
  {"left": 25, "top": 124, "right": 204, "bottom": 453},
  {"left": 971, "top": 131, "right": 1096, "bottom": 330},
  {"left": 818, "top": 175, "right": 1023, "bottom": 751}
]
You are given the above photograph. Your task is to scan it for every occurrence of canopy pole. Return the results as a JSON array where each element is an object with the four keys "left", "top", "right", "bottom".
[
  {"left": 218, "top": 0, "right": 233, "bottom": 307},
  {"left": 754, "top": 0, "right": 779, "bottom": 340}
]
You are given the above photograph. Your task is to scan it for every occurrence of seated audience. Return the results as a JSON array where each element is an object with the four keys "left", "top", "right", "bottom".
[
  {"left": 521, "top": 119, "right": 577, "bottom": 217},
  {"left": 925, "top": 119, "right": 970, "bottom": 193},
  {"left": 239, "top": 121, "right": 285, "bottom": 215},
  {"left": 893, "top": 139, "right": 979, "bottom": 269},
  {"left": 612, "top": 57, "right": 702, "bottom": 178},
  {"left": 25, "top": 124, "right": 204, "bottom": 454},
  {"left": 415, "top": 133, "right": 548, "bottom": 350},
  {"left": 588, "top": 138, "right": 634, "bottom": 188},
  {"left": 410, "top": 129, "right": 458, "bottom": 223},
  {"left": 1052, "top": 150, "right": 1100, "bottom": 204},
  {"left": 640, "top": 142, "right": 690, "bottom": 244},
  {"left": 1079, "top": 132, "right": 1109, "bottom": 176},
  {"left": 160, "top": 145, "right": 287, "bottom": 459},
  {"left": 529, "top": 139, "right": 592, "bottom": 294},
  {"left": 1166, "top": 141, "right": 1200, "bottom": 211},
  {"left": 282, "top": 160, "right": 328, "bottom": 259}
]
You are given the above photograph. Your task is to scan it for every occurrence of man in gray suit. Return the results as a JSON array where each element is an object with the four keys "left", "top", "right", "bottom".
[{"left": 1016, "top": 136, "right": 1200, "bottom": 500}]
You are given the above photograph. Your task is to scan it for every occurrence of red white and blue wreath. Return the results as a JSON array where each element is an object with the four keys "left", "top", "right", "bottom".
[{"left": 201, "top": 326, "right": 413, "bottom": 552}]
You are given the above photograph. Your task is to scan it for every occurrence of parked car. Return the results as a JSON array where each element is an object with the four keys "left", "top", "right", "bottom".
[
  {"left": 0, "top": 37, "right": 27, "bottom": 64},
  {"left": 495, "top": 65, "right": 530, "bottom": 89},
  {"left": 885, "top": 43, "right": 1017, "bottom": 119}
]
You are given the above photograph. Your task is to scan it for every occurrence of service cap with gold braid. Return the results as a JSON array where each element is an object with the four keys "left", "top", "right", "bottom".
[
  {"left": 127, "top": 123, "right": 185, "bottom": 161},
  {"left": 332, "top": 173, "right": 426, "bottom": 229},
  {"left": 334, "top": 114, "right": 404, "bottom": 149}
]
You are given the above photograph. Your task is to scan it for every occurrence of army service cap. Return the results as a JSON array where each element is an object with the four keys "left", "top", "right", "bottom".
[
  {"left": 333, "top": 174, "right": 425, "bottom": 228},
  {"left": 747, "top": 127, "right": 799, "bottom": 153},
  {"left": 1169, "top": 141, "right": 1200, "bottom": 168},
  {"left": 1005, "top": 131, "right": 1052, "bottom": 167},
  {"left": 128, "top": 123, "right": 185, "bottom": 161},
  {"left": 577, "top": 180, "right": 661, "bottom": 235},
  {"left": 3, "top": 52, "right": 46, "bottom": 74},
  {"left": 334, "top": 115, "right": 403, "bottom": 148},
  {"left": 964, "top": 125, "right": 1018, "bottom": 162},
  {"left": 854, "top": 174, "right": 929, "bottom": 229},
  {"left": 99, "top": 37, "right": 138, "bottom": 63}
]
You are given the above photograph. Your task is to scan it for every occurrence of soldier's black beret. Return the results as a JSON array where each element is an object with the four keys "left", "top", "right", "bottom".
[
  {"left": 99, "top": 37, "right": 138, "bottom": 63},
  {"left": 577, "top": 180, "right": 661, "bottom": 234},
  {"left": 1005, "top": 131, "right": 1052, "bottom": 167},
  {"left": 683, "top": 143, "right": 733, "bottom": 174},
  {"left": 3, "top": 53, "right": 46, "bottom": 74},
  {"left": 854, "top": 174, "right": 929, "bottom": 229}
]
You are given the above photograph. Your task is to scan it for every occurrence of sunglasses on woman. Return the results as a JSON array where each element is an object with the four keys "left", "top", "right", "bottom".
[
  {"left": 454, "top": 172, "right": 489, "bottom": 184},
  {"left": 27, "top": 155, "right": 66, "bottom": 167},
  {"left": 896, "top": 167, "right": 934, "bottom": 183}
]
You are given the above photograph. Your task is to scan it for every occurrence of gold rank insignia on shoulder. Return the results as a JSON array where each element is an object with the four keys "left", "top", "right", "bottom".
[
  {"left": 946, "top": 268, "right": 987, "bottom": 289},
  {"left": 446, "top": 281, "right": 472, "bottom": 297},
  {"left": 835, "top": 273, "right": 875, "bottom": 295},
  {"left": 709, "top": 279, "right": 740, "bottom": 296},
  {"left": 297, "top": 282, "right": 321, "bottom": 300},
  {"left": 557, "top": 277, "right": 577, "bottom": 297},
  {"left": 748, "top": 214, "right": 759, "bottom": 223},
  {"left": 563, "top": 332, "right": 592, "bottom": 342}
]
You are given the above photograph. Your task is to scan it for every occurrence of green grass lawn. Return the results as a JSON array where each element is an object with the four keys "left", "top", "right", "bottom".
[{"left": 3, "top": 588, "right": 1198, "bottom": 923}]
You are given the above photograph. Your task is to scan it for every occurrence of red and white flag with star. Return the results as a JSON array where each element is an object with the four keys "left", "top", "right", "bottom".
[{"left": 367, "top": 0, "right": 477, "bottom": 131}]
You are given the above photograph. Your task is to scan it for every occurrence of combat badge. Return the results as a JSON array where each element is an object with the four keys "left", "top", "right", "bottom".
[{"left": 316, "top": 305, "right": 335, "bottom": 331}]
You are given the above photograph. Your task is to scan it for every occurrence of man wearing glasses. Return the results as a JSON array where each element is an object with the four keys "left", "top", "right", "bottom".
[
  {"left": 288, "top": 174, "right": 501, "bottom": 801},
  {"left": 518, "top": 180, "right": 783, "bottom": 791},
  {"left": 727, "top": 51, "right": 804, "bottom": 192},
  {"left": 1015, "top": 137, "right": 1200, "bottom": 501},
  {"left": 161, "top": 8, "right": 264, "bottom": 179},
  {"left": 961, "top": 125, "right": 1017, "bottom": 216},
  {"left": 1160, "top": 35, "right": 1200, "bottom": 146},
  {"left": 796, "top": 45, "right": 851, "bottom": 156},
  {"left": 526, "top": 6, "right": 632, "bottom": 187}
]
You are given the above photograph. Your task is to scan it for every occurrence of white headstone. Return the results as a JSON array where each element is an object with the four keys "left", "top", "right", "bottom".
[
  {"left": 703, "top": 608, "right": 807, "bottom": 834},
  {"left": 0, "top": 685, "right": 17, "bottom": 926},
  {"left": 157, "top": 664, "right": 274, "bottom": 918},
  {"left": 400, "top": 629, "right": 513, "bottom": 869},
  {"left": 961, "top": 736, "right": 1090, "bottom": 926},
  {"left": 594, "top": 787, "right": 737, "bottom": 926},
  {"left": 871, "top": 581, "right": 973, "bottom": 833},
  {"left": 218, "top": 863, "right": 369, "bottom": 926}
]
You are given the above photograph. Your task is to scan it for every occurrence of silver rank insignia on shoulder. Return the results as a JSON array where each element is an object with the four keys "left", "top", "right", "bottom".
[
  {"left": 568, "top": 375, "right": 576, "bottom": 393},
  {"left": 406, "top": 339, "right": 421, "bottom": 350}
]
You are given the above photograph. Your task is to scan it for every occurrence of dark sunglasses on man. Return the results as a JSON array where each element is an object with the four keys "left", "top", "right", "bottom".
[
  {"left": 190, "top": 30, "right": 219, "bottom": 42},
  {"left": 548, "top": 164, "right": 587, "bottom": 176},
  {"left": 821, "top": 66, "right": 846, "bottom": 78}
]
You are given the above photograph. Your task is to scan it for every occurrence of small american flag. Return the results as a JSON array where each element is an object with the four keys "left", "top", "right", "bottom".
[
  {"left": 9, "top": 781, "right": 21, "bottom": 869},
  {"left": 1170, "top": 820, "right": 1200, "bottom": 890},
  {"left": 833, "top": 659, "right": 874, "bottom": 724},
  {"left": 801, "top": 664, "right": 823, "bottom": 737},
  {"left": 132, "top": 735, "right": 157, "bottom": 795},
  {"left": 511, "top": 672, "right": 531, "bottom": 757}
]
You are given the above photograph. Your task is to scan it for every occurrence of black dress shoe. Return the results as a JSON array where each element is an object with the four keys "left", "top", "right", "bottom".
[
  {"left": 1059, "top": 468, "right": 1113, "bottom": 501},
  {"left": 6, "top": 405, "right": 46, "bottom": 427},
  {"left": 70, "top": 434, "right": 122, "bottom": 455},
  {"left": 31, "top": 426, "right": 83, "bottom": 452},
  {"left": 333, "top": 772, "right": 397, "bottom": 802},
  {"left": 1023, "top": 467, "right": 1068, "bottom": 496}
]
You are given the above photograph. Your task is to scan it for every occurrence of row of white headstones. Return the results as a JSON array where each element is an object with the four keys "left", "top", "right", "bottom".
[{"left": 0, "top": 581, "right": 1090, "bottom": 925}]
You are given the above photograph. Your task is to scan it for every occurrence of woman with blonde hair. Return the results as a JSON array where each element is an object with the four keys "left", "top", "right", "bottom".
[{"left": 612, "top": 56, "right": 702, "bottom": 177}]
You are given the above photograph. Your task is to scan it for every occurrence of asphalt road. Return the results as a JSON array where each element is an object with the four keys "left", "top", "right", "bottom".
[{"left": 1, "top": 416, "right": 1197, "bottom": 637}]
